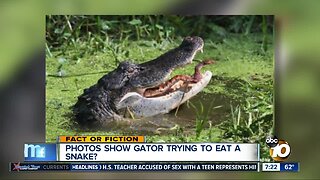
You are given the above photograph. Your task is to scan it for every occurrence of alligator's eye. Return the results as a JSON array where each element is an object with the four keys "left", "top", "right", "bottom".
[
  {"left": 139, "top": 67, "right": 146, "bottom": 71},
  {"left": 127, "top": 67, "right": 134, "bottom": 73}
]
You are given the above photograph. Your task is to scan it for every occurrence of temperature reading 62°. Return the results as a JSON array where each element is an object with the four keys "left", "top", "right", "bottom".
[
  {"left": 284, "top": 164, "right": 294, "bottom": 170},
  {"left": 280, "top": 163, "right": 299, "bottom": 172}
]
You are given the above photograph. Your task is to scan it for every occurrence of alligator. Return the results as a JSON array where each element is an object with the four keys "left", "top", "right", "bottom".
[{"left": 73, "top": 36, "right": 213, "bottom": 127}]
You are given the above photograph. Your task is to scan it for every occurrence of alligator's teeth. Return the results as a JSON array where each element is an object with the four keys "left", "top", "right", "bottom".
[{"left": 200, "top": 48, "right": 203, "bottom": 53}]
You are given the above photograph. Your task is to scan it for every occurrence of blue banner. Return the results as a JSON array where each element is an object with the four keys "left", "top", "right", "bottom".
[
  {"left": 24, "top": 144, "right": 57, "bottom": 161},
  {"left": 280, "top": 163, "right": 299, "bottom": 172}
]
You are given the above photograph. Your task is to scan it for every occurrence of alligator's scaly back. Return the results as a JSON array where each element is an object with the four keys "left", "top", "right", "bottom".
[
  {"left": 73, "top": 85, "right": 113, "bottom": 125},
  {"left": 73, "top": 61, "right": 140, "bottom": 126}
]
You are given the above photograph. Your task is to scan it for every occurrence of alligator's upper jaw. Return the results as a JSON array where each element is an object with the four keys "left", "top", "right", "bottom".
[{"left": 116, "top": 71, "right": 212, "bottom": 118}]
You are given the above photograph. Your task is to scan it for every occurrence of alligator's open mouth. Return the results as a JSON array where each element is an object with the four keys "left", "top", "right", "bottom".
[
  {"left": 143, "top": 59, "right": 213, "bottom": 98},
  {"left": 117, "top": 58, "right": 214, "bottom": 118},
  {"left": 137, "top": 44, "right": 206, "bottom": 98}
]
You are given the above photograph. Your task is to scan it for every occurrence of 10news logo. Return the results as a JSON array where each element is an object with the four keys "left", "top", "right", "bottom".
[{"left": 266, "top": 136, "right": 291, "bottom": 161}]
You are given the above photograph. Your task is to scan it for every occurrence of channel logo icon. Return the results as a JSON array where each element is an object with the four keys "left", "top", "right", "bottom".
[
  {"left": 24, "top": 144, "right": 57, "bottom": 161},
  {"left": 266, "top": 136, "right": 291, "bottom": 161}
]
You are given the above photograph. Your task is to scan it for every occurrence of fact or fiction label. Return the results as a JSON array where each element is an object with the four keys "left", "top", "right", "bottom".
[
  {"left": 58, "top": 143, "right": 259, "bottom": 162},
  {"left": 58, "top": 136, "right": 145, "bottom": 143},
  {"left": 262, "top": 163, "right": 280, "bottom": 172}
]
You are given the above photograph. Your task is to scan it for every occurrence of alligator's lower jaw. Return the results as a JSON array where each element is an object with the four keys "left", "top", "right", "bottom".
[{"left": 116, "top": 71, "right": 212, "bottom": 118}]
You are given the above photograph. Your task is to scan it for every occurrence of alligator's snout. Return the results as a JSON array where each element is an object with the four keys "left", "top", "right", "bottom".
[
  {"left": 128, "top": 36, "right": 205, "bottom": 90},
  {"left": 181, "top": 36, "right": 204, "bottom": 54}
]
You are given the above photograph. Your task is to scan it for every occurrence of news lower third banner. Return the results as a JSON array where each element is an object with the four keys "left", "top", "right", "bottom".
[
  {"left": 57, "top": 143, "right": 258, "bottom": 162},
  {"left": 23, "top": 143, "right": 259, "bottom": 162},
  {"left": 58, "top": 136, "right": 145, "bottom": 143},
  {"left": 10, "top": 162, "right": 259, "bottom": 172}
]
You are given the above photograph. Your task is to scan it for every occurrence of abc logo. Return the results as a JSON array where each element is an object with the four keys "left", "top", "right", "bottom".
[
  {"left": 266, "top": 136, "right": 291, "bottom": 161},
  {"left": 266, "top": 136, "right": 278, "bottom": 147}
]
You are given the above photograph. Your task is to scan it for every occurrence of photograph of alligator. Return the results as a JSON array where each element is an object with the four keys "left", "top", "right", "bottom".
[
  {"left": 46, "top": 15, "right": 274, "bottom": 160},
  {"left": 73, "top": 36, "right": 213, "bottom": 127}
]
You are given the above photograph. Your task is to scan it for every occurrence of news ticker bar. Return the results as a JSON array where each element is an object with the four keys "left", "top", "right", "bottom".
[
  {"left": 10, "top": 162, "right": 259, "bottom": 172},
  {"left": 9, "top": 162, "right": 300, "bottom": 172},
  {"left": 262, "top": 163, "right": 299, "bottom": 172}
]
